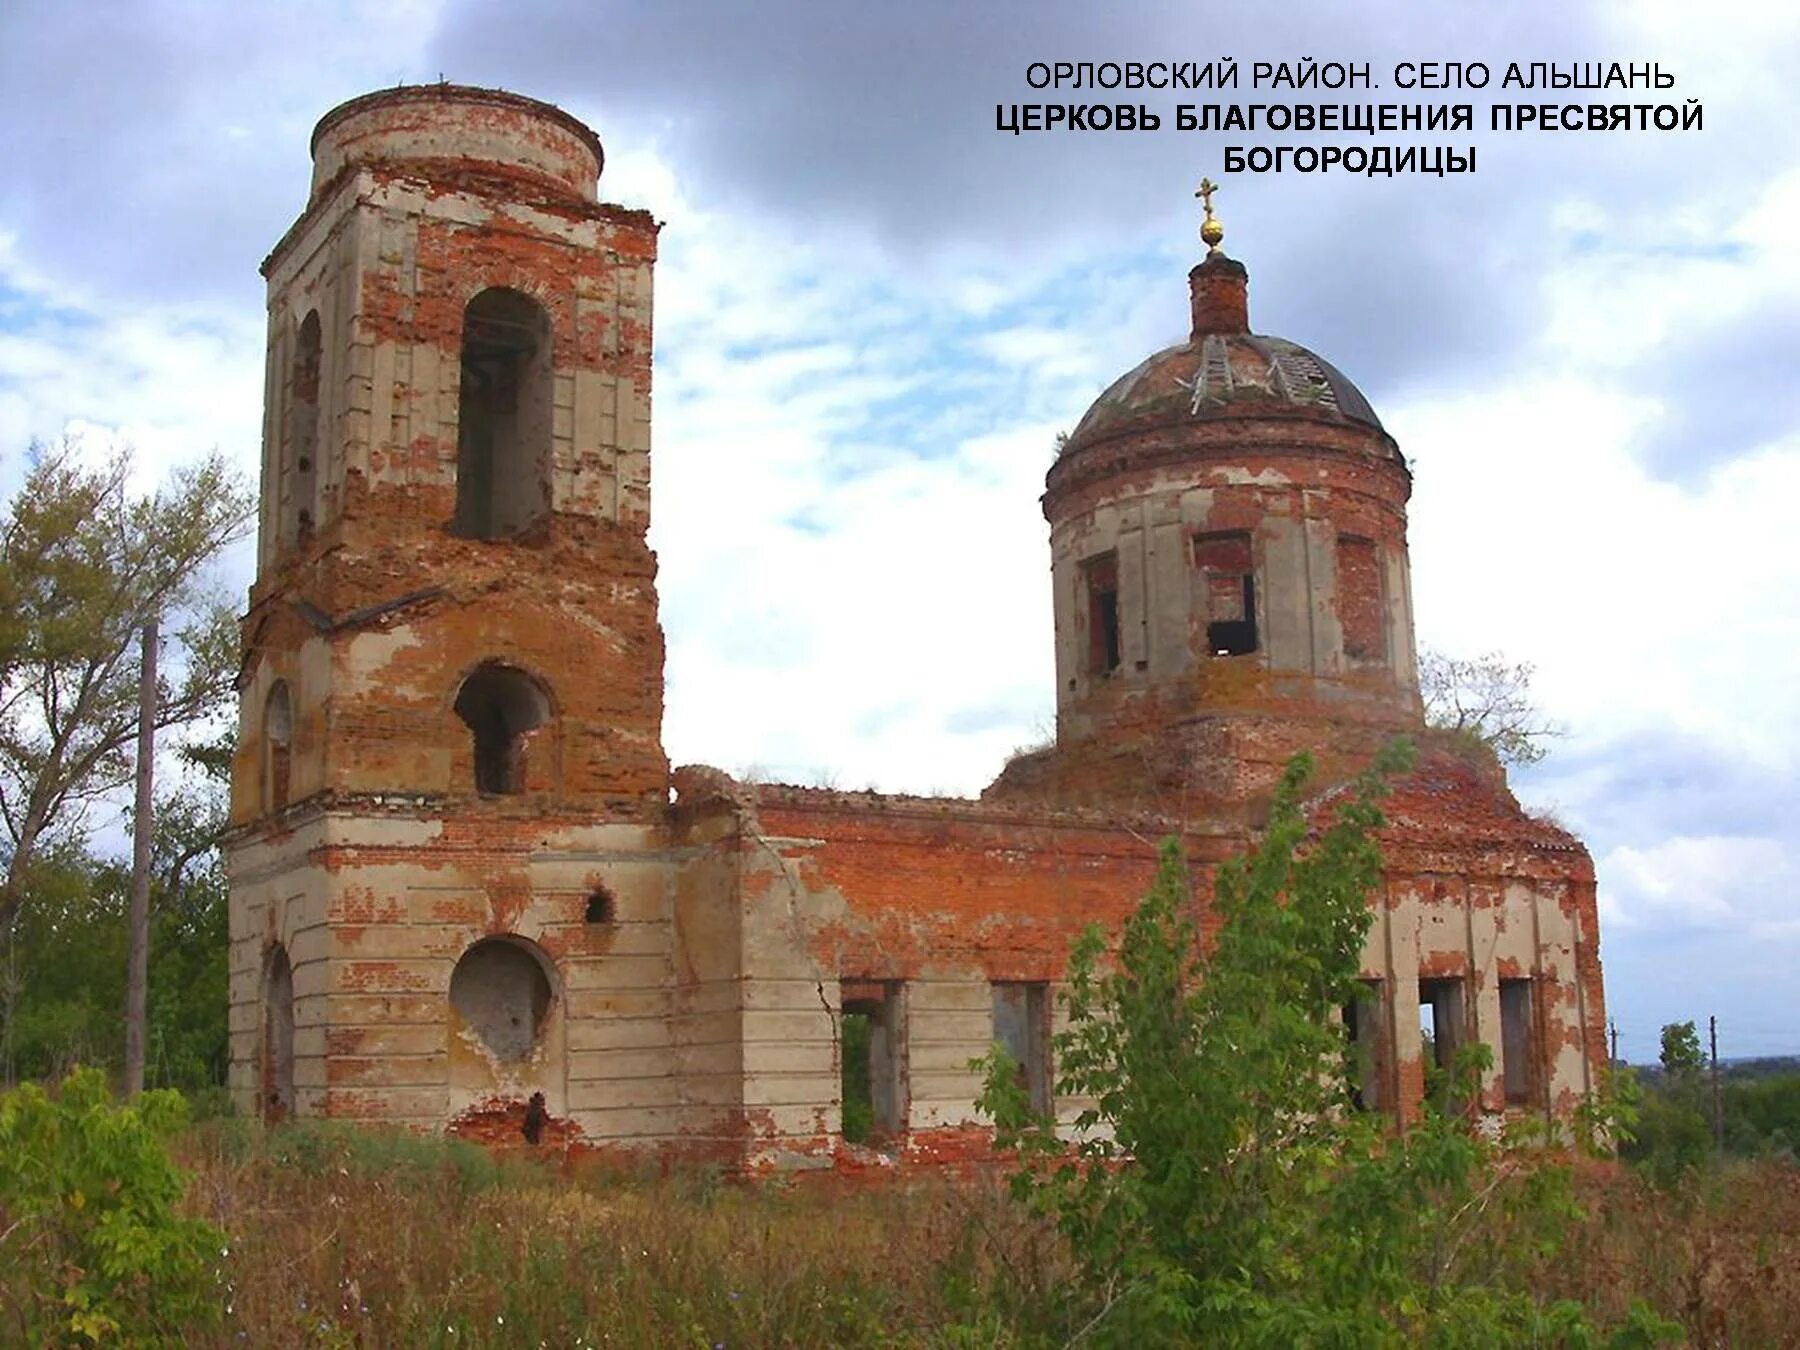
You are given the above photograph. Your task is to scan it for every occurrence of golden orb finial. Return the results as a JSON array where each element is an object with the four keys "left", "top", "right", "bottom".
[{"left": 1196, "top": 176, "right": 1224, "bottom": 253}]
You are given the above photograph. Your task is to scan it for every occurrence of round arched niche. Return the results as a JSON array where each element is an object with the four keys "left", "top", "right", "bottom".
[{"left": 448, "top": 936, "right": 554, "bottom": 1063}]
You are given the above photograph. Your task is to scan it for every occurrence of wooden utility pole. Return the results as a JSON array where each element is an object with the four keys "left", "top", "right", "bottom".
[
  {"left": 1709, "top": 1014, "right": 1723, "bottom": 1152},
  {"left": 124, "top": 617, "right": 156, "bottom": 1097}
]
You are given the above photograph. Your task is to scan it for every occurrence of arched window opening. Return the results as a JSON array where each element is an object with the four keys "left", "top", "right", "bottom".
[
  {"left": 264, "top": 681, "right": 293, "bottom": 813},
  {"left": 453, "top": 663, "right": 551, "bottom": 795},
  {"left": 449, "top": 937, "right": 553, "bottom": 1063},
  {"left": 454, "top": 288, "right": 552, "bottom": 540},
  {"left": 262, "top": 945, "right": 295, "bottom": 1124},
  {"left": 287, "top": 311, "right": 322, "bottom": 545}
]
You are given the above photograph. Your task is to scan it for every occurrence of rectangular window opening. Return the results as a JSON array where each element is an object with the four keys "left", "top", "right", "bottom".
[
  {"left": 840, "top": 980, "right": 906, "bottom": 1143},
  {"left": 1195, "top": 532, "right": 1258, "bottom": 656},
  {"left": 1082, "top": 553, "right": 1121, "bottom": 676},
  {"left": 1343, "top": 979, "right": 1387, "bottom": 1112},
  {"left": 1419, "top": 977, "right": 1465, "bottom": 1110},
  {"left": 991, "top": 981, "right": 1051, "bottom": 1114},
  {"left": 1499, "top": 978, "right": 1533, "bottom": 1107}
]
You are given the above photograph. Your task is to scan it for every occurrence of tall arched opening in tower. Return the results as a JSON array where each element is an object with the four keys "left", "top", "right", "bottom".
[
  {"left": 454, "top": 287, "right": 552, "bottom": 539},
  {"left": 262, "top": 945, "right": 295, "bottom": 1122},
  {"left": 263, "top": 680, "right": 292, "bottom": 813},
  {"left": 285, "top": 310, "right": 321, "bottom": 546}
]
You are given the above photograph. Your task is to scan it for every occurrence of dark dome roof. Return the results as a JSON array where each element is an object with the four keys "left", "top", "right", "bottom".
[{"left": 1067, "top": 331, "right": 1383, "bottom": 450}]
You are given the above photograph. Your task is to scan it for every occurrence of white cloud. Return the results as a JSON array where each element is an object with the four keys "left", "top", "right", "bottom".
[
  {"left": 1406, "top": 384, "right": 1800, "bottom": 769},
  {"left": 649, "top": 187, "right": 1066, "bottom": 792},
  {"left": 0, "top": 239, "right": 264, "bottom": 495},
  {"left": 1402, "top": 159, "right": 1800, "bottom": 776},
  {"left": 1598, "top": 834, "right": 1791, "bottom": 929}
]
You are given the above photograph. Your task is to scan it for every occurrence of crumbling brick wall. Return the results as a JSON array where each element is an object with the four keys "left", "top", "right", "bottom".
[{"left": 228, "top": 85, "right": 1607, "bottom": 1167}]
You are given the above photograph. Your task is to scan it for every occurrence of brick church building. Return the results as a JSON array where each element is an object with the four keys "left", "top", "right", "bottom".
[{"left": 226, "top": 84, "right": 1607, "bottom": 1167}]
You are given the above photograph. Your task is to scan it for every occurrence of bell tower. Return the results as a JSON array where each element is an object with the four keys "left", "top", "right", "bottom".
[{"left": 227, "top": 86, "right": 667, "bottom": 1128}]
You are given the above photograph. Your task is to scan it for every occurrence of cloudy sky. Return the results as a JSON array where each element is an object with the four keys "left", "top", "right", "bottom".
[{"left": 2, "top": 0, "right": 1796, "bottom": 1063}]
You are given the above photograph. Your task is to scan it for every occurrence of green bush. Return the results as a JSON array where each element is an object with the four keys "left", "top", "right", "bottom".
[
  {"left": 978, "top": 744, "right": 1681, "bottom": 1347},
  {"left": 0, "top": 1066, "right": 224, "bottom": 1343}
]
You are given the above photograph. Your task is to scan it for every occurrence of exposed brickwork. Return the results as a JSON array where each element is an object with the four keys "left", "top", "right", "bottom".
[{"left": 227, "top": 84, "right": 1606, "bottom": 1172}]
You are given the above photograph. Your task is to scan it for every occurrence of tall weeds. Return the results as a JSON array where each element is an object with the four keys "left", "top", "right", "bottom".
[
  {"left": 173, "top": 1120, "right": 1048, "bottom": 1348},
  {"left": 3, "top": 1104, "right": 1795, "bottom": 1345}
]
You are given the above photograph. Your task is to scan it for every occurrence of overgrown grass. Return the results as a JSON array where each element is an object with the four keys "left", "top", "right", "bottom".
[
  {"left": 1534, "top": 1161, "right": 1800, "bottom": 1348},
  {"left": 187, "top": 1128, "right": 1800, "bottom": 1347},
  {"left": 172, "top": 1119, "right": 1058, "bottom": 1347},
  {"left": 2, "top": 1109, "right": 1795, "bottom": 1345}
]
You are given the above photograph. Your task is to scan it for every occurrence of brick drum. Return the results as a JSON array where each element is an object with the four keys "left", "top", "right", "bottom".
[{"left": 227, "top": 84, "right": 1607, "bottom": 1169}]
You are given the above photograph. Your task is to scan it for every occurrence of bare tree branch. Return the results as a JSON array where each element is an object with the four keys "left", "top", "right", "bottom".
[{"left": 1418, "top": 648, "right": 1561, "bottom": 768}]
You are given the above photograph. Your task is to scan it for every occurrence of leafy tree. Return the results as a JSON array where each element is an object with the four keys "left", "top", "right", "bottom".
[
  {"left": 1419, "top": 648, "right": 1560, "bottom": 768},
  {"left": 1722, "top": 1070, "right": 1800, "bottom": 1161},
  {"left": 1624, "top": 1021, "right": 1714, "bottom": 1180},
  {"left": 0, "top": 798, "right": 228, "bottom": 1092},
  {"left": 0, "top": 442, "right": 252, "bottom": 943},
  {"left": 1658, "top": 1020, "right": 1703, "bottom": 1077},
  {"left": 977, "top": 743, "right": 1675, "bottom": 1346},
  {"left": 0, "top": 709, "right": 234, "bottom": 1087}
]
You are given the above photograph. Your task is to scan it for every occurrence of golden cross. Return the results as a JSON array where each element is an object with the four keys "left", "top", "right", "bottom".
[
  {"left": 1195, "top": 176, "right": 1219, "bottom": 220},
  {"left": 1195, "top": 176, "right": 1225, "bottom": 252}
]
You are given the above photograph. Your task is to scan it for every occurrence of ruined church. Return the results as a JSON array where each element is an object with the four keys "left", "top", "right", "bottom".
[{"left": 227, "top": 84, "right": 1607, "bottom": 1167}]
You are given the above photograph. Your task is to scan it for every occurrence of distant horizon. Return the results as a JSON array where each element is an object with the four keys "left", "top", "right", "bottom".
[{"left": 1620, "top": 1052, "right": 1800, "bottom": 1071}]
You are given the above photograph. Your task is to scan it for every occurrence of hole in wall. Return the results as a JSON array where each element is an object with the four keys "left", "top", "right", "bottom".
[
  {"left": 1499, "top": 978, "right": 1534, "bottom": 1106},
  {"left": 1343, "top": 979, "right": 1385, "bottom": 1112},
  {"left": 584, "top": 887, "right": 615, "bottom": 924},
  {"left": 1196, "top": 531, "right": 1258, "bottom": 656},
  {"left": 522, "top": 1091, "right": 548, "bottom": 1144},
  {"left": 841, "top": 981, "right": 907, "bottom": 1143},
  {"left": 1082, "top": 552, "right": 1121, "bottom": 676},
  {"left": 284, "top": 310, "right": 321, "bottom": 547},
  {"left": 992, "top": 981, "right": 1051, "bottom": 1113}
]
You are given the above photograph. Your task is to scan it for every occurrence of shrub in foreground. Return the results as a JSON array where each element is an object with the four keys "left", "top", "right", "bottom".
[
  {"left": 979, "top": 744, "right": 1680, "bottom": 1346},
  {"left": 0, "top": 1066, "right": 224, "bottom": 1343}
]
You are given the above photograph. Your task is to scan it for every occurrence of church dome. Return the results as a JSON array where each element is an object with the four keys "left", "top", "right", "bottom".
[
  {"left": 1062, "top": 248, "right": 1383, "bottom": 455},
  {"left": 1067, "top": 331, "right": 1382, "bottom": 448}
]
